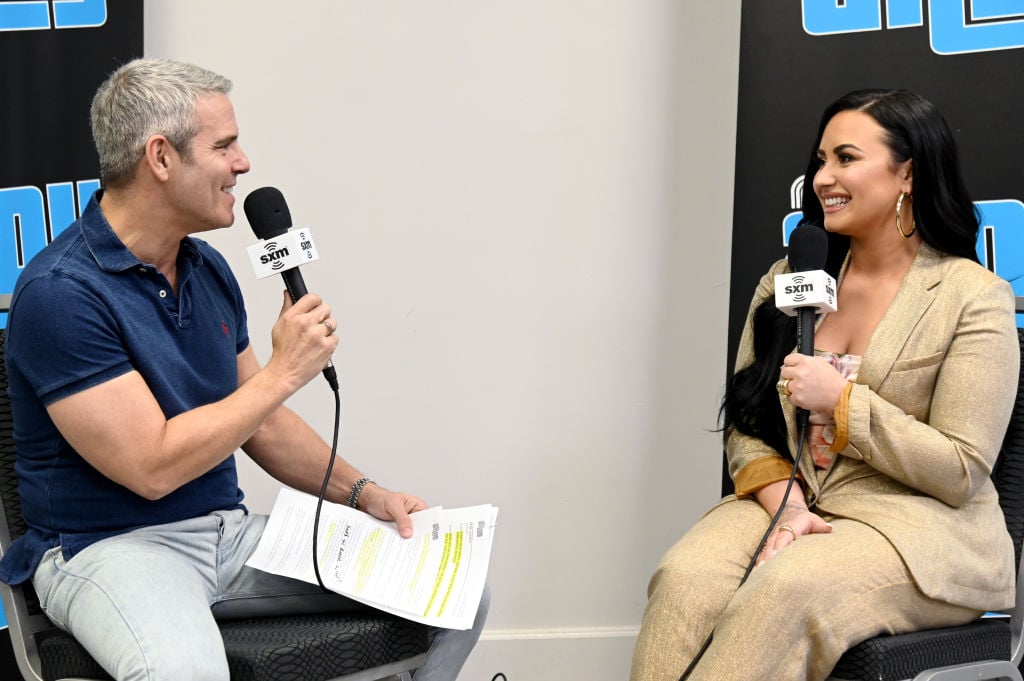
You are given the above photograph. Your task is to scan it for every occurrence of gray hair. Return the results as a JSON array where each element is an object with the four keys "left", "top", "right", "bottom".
[{"left": 91, "top": 58, "right": 233, "bottom": 186}]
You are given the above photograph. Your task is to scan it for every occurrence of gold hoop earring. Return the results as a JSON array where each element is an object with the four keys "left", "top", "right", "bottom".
[{"left": 896, "top": 192, "right": 916, "bottom": 238}]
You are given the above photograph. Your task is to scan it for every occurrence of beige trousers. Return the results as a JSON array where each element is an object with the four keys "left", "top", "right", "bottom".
[{"left": 629, "top": 498, "right": 980, "bottom": 681}]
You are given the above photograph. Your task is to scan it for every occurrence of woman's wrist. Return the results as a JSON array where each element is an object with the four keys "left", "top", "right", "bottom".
[{"left": 779, "top": 501, "right": 809, "bottom": 519}]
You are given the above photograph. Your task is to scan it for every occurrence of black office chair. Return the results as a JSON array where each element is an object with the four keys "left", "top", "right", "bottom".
[
  {"left": 0, "top": 315, "right": 431, "bottom": 681},
  {"left": 827, "top": 300, "right": 1024, "bottom": 681}
]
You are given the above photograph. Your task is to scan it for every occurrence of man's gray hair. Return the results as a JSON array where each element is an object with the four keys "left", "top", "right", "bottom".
[{"left": 91, "top": 58, "right": 233, "bottom": 186}]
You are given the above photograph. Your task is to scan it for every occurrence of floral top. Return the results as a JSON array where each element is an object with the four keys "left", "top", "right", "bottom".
[{"left": 808, "top": 351, "right": 861, "bottom": 469}]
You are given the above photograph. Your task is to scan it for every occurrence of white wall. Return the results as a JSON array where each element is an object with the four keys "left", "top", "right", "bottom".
[{"left": 144, "top": 2, "right": 741, "bottom": 679}]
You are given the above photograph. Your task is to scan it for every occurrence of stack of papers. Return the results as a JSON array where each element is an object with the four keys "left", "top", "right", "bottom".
[{"left": 247, "top": 487, "right": 498, "bottom": 630}]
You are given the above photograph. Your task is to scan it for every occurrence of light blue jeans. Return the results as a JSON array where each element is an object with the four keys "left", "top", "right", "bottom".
[{"left": 32, "top": 509, "right": 489, "bottom": 681}]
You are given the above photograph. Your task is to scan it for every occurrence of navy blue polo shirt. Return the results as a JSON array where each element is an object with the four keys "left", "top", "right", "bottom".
[{"left": 0, "top": 192, "right": 249, "bottom": 585}]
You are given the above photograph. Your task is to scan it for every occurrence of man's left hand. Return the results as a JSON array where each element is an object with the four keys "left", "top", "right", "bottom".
[{"left": 360, "top": 485, "right": 428, "bottom": 538}]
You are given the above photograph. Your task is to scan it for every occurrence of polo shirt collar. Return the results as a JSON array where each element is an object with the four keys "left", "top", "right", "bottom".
[{"left": 80, "top": 190, "right": 205, "bottom": 273}]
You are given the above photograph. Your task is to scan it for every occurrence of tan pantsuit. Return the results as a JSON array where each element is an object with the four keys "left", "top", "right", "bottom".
[
  {"left": 631, "top": 245, "right": 1020, "bottom": 681},
  {"left": 630, "top": 497, "right": 980, "bottom": 681}
]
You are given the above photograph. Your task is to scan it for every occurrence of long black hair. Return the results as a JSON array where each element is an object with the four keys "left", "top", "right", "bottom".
[{"left": 720, "top": 89, "right": 981, "bottom": 459}]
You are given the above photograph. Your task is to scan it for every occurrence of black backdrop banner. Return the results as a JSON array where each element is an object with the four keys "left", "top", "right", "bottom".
[
  {"left": 723, "top": 1, "right": 1024, "bottom": 493},
  {"left": 0, "top": 0, "right": 142, "bottom": 326},
  {"left": 0, "top": 0, "right": 142, "bottom": 670}
]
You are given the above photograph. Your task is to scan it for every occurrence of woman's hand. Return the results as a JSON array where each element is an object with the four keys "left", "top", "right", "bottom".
[
  {"left": 756, "top": 503, "right": 832, "bottom": 567},
  {"left": 780, "top": 352, "right": 848, "bottom": 414}
]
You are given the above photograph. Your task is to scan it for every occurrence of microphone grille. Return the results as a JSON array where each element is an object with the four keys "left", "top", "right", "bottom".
[
  {"left": 788, "top": 221, "right": 828, "bottom": 273},
  {"left": 244, "top": 187, "right": 292, "bottom": 240}
]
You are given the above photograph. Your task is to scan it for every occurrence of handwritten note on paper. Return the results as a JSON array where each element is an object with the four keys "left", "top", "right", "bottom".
[{"left": 246, "top": 487, "right": 497, "bottom": 629}]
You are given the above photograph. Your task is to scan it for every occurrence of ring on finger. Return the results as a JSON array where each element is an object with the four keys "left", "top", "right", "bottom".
[
  {"left": 778, "top": 524, "right": 797, "bottom": 540},
  {"left": 321, "top": 319, "right": 336, "bottom": 337}
]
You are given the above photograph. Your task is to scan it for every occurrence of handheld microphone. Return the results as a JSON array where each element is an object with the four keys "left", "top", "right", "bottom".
[
  {"left": 775, "top": 221, "right": 835, "bottom": 426},
  {"left": 244, "top": 186, "right": 339, "bottom": 391}
]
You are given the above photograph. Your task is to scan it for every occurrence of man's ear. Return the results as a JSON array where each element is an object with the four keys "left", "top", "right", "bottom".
[{"left": 143, "top": 135, "right": 174, "bottom": 182}]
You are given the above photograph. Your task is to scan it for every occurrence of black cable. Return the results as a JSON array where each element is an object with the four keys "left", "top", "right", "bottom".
[
  {"left": 677, "top": 424, "right": 810, "bottom": 681},
  {"left": 312, "top": 384, "right": 342, "bottom": 591}
]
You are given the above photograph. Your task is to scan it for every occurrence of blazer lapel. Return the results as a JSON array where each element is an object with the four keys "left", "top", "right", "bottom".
[
  {"left": 856, "top": 243, "right": 944, "bottom": 391},
  {"left": 783, "top": 243, "right": 944, "bottom": 490}
]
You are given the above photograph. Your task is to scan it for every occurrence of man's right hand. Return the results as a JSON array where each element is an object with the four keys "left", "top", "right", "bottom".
[{"left": 267, "top": 291, "right": 339, "bottom": 391}]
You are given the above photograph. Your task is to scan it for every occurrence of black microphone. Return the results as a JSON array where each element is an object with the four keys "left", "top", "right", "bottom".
[
  {"left": 244, "top": 186, "right": 339, "bottom": 391},
  {"left": 788, "top": 222, "right": 829, "bottom": 358},
  {"left": 776, "top": 221, "right": 834, "bottom": 428}
]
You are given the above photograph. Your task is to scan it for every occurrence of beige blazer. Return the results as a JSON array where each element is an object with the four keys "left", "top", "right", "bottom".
[{"left": 727, "top": 242, "right": 1020, "bottom": 611}]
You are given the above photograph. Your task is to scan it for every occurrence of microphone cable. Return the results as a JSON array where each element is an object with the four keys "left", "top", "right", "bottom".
[
  {"left": 311, "top": 380, "right": 342, "bottom": 591},
  {"left": 676, "top": 423, "right": 810, "bottom": 681}
]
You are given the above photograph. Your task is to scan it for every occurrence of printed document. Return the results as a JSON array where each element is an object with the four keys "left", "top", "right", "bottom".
[{"left": 246, "top": 487, "right": 498, "bottom": 629}]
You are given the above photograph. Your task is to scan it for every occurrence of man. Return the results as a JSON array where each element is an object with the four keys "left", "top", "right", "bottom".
[{"left": 0, "top": 58, "right": 487, "bottom": 680}]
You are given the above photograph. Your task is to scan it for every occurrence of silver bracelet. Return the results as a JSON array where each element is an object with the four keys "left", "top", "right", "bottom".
[{"left": 348, "top": 477, "right": 374, "bottom": 508}]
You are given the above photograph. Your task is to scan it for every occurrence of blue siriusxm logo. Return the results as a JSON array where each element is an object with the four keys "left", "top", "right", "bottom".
[
  {"left": 802, "top": 0, "right": 1024, "bottom": 55},
  {"left": 0, "top": 180, "right": 99, "bottom": 326},
  {"left": 0, "top": 0, "right": 106, "bottom": 31}
]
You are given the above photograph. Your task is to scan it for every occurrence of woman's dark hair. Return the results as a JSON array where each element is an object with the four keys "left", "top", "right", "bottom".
[
  {"left": 801, "top": 89, "right": 979, "bottom": 262},
  {"left": 720, "top": 89, "right": 980, "bottom": 459}
]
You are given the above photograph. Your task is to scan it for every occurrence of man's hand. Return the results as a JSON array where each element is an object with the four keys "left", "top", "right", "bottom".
[
  {"left": 266, "top": 291, "right": 339, "bottom": 392},
  {"left": 359, "top": 484, "right": 428, "bottom": 538}
]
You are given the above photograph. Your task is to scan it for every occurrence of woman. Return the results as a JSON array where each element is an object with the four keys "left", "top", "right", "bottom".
[{"left": 630, "top": 89, "right": 1019, "bottom": 681}]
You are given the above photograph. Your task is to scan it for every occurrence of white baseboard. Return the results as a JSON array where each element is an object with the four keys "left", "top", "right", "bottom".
[{"left": 458, "top": 627, "right": 639, "bottom": 681}]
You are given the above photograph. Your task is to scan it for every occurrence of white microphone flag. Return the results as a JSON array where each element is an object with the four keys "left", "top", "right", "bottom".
[
  {"left": 246, "top": 227, "right": 320, "bottom": 280},
  {"left": 774, "top": 270, "right": 837, "bottom": 317}
]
